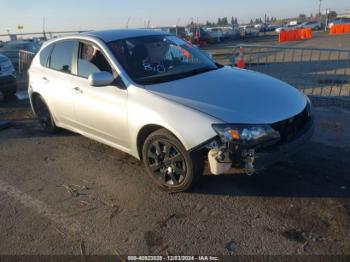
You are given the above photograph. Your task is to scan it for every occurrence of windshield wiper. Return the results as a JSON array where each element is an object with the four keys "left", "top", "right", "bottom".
[
  {"left": 137, "top": 66, "right": 219, "bottom": 85},
  {"left": 188, "top": 67, "right": 218, "bottom": 75}
]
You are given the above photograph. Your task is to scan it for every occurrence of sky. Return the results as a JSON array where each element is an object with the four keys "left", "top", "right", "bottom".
[{"left": 0, "top": 0, "right": 349, "bottom": 35}]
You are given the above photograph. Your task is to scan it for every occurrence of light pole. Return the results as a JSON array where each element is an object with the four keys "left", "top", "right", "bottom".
[
  {"left": 318, "top": 0, "right": 322, "bottom": 17},
  {"left": 325, "top": 8, "right": 330, "bottom": 32}
]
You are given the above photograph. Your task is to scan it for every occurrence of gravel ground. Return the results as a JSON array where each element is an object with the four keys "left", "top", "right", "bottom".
[{"left": 0, "top": 97, "right": 349, "bottom": 256}]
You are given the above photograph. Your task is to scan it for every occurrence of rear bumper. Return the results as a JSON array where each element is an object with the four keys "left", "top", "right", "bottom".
[
  {"left": 252, "top": 117, "right": 315, "bottom": 172},
  {"left": 0, "top": 75, "right": 17, "bottom": 95}
]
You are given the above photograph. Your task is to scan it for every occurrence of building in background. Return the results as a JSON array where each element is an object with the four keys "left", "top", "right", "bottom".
[{"left": 338, "top": 9, "right": 350, "bottom": 18}]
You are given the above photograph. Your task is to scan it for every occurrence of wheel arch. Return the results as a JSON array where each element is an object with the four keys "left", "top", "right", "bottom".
[
  {"left": 136, "top": 124, "right": 185, "bottom": 160},
  {"left": 30, "top": 92, "right": 57, "bottom": 124},
  {"left": 30, "top": 92, "right": 43, "bottom": 114}
]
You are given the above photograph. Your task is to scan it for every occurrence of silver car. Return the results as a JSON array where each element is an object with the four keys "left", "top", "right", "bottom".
[{"left": 28, "top": 29, "right": 314, "bottom": 192}]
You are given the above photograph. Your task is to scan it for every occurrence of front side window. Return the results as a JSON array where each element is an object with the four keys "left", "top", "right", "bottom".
[
  {"left": 77, "top": 42, "right": 113, "bottom": 78},
  {"left": 49, "top": 41, "right": 76, "bottom": 73},
  {"left": 108, "top": 35, "right": 220, "bottom": 85}
]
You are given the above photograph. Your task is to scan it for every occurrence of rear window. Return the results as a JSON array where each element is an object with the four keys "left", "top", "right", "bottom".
[
  {"left": 40, "top": 44, "right": 54, "bottom": 67},
  {"left": 49, "top": 41, "right": 76, "bottom": 73}
]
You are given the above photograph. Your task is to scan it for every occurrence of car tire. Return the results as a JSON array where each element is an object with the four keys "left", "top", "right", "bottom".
[
  {"left": 142, "top": 129, "right": 203, "bottom": 192},
  {"left": 33, "top": 95, "right": 59, "bottom": 133}
]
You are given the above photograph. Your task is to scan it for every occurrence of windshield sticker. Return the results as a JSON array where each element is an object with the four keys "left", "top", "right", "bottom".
[{"left": 142, "top": 62, "right": 166, "bottom": 73}]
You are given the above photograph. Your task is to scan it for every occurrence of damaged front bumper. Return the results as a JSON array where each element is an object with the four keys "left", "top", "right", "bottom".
[{"left": 207, "top": 117, "right": 315, "bottom": 175}]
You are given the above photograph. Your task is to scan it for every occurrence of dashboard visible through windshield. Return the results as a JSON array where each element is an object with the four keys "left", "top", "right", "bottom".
[{"left": 108, "top": 35, "right": 220, "bottom": 85}]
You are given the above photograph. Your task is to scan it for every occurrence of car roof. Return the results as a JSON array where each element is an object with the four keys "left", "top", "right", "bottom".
[{"left": 81, "top": 29, "right": 168, "bottom": 42}]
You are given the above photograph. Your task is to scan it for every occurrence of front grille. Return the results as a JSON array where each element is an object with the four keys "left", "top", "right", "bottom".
[{"left": 271, "top": 106, "right": 310, "bottom": 143}]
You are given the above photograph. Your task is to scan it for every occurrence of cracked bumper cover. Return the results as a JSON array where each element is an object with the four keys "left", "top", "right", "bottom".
[
  {"left": 246, "top": 117, "right": 315, "bottom": 172},
  {"left": 206, "top": 117, "right": 315, "bottom": 175}
]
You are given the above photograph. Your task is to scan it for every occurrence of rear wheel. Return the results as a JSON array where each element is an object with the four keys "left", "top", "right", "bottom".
[
  {"left": 142, "top": 129, "right": 203, "bottom": 192},
  {"left": 33, "top": 95, "right": 58, "bottom": 133}
]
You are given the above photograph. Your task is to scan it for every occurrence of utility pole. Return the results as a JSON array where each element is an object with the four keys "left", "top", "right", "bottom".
[
  {"left": 125, "top": 16, "right": 131, "bottom": 29},
  {"left": 43, "top": 16, "right": 47, "bottom": 40},
  {"left": 325, "top": 8, "right": 330, "bottom": 31},
  {"left": 318, "top": 0, "right": 322, "bottom": 17},
  {"left": 176, "top": 18, "right": 181, "bottom": 36}
]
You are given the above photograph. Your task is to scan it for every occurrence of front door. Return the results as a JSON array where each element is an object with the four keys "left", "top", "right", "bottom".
[{"left": 71, "top": 41, "right": 129, "bottom": 150}]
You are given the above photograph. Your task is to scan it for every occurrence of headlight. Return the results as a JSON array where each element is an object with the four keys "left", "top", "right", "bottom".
[{"left": 212, "top": 124, "right": 280, "bottom": 146}]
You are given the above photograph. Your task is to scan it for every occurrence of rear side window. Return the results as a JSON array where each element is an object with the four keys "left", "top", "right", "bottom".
[
  {"left": 39, "top": 44, "right": 54, "bottom": 67},
  {"left": 49, "top": 41, "right": 76, "bottom": 73}
]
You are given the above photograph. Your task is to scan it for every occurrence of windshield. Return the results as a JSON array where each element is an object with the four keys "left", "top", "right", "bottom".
[{"left": 108, "top": 35, "right": 219, "bottom": 85}]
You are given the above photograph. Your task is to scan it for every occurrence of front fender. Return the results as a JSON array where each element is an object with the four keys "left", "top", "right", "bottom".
[{"left": 127, "top": 86, "right": 222, "bottom": 159}]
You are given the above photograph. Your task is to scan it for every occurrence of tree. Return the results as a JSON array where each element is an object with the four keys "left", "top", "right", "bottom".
[
  {"left": 299, "top": 14, "right": 307, "bottom": 22},
  {"left": 206, "top": 21, "right": 215, "bottom": 27},
  {"left": 328, "top": 11, "right": 337, "bottom": 20}
]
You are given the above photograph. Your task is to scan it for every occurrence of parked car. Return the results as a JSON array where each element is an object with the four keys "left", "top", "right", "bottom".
[
  {"left": 239, "top": 25, "right": 260, "bottom": 36},
  {"left": 275, "top": 24, "right": 297, "bottom": 33},
  {"left": 0, "top": 54, "right": 17, "bottom": 97},
  {"left": 28, "top": 29, "right": 314, "bottom": 192},
  {"left": 266, "top": 24, "right": 279, "bottom": 32},
  {"left": 205, "top": 27, "right": 224, "bottom": 42},
  {"left": 328, "top": 18, "right": 350, "bottom": 29},
  {"left": 258, "top": 24, "right": 278, "bottom": 32},
  {"left": 188, "top": 27, "right": 211, "bottom": 46},
  {"left": 154, "top": 26, "right": 188, "bottom": 39},
  {"left": 0, "top": 40, "right": 40, "bottom": 70},
  {"left": 297, "top": 21, "right": 322, "bottom": 30}
]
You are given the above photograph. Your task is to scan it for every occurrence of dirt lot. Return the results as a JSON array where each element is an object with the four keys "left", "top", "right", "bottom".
[
  {"left": 204, "top": 32, "right": 350, "bottom": 99},
  {"left": 205, "top": 31, "right": 350, "bottom": 65},
  {"left": 1, "top": 32, "right": 350, "bottom": 257},
  {"left": 0, "top": 96, "right": 350, "bottom": 257}
]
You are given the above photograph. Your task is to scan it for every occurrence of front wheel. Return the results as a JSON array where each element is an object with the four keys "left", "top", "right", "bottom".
[{"left": 142, "top": 129, "right": 203, "bottom": 192}]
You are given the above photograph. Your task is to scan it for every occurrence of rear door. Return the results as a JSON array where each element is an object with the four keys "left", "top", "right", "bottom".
[
  {"left": 43, "top": 40, "right": 78, "bottom": 127},
  {"left": 71, "top": 40, "right": 129, "bottom": 149}
]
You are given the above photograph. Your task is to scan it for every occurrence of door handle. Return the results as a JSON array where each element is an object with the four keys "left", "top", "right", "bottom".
[
  {"left": 73, "top": 87, "right": 83, "bottom": 94},
  {"left": 42, "top": 77, "right": 49, "bottom": 83}
]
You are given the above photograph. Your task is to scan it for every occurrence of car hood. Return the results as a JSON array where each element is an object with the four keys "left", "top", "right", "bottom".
[
  {"left": 145, "top": 66, "right": 307, "bottom": 124},
  {"left": 0, "top": 50, "right": 19, "bottom": 61}
]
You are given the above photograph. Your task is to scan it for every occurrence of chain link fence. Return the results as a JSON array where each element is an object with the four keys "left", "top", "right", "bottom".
[
  {"left": 18, "top": 50, "right": 36, "bottom": 73},
  {"left": 233, "top": 45, "right": 350, "bottom": 97},
  {"left": 17, "top": 50, "right": 36, "bottom": 89}
]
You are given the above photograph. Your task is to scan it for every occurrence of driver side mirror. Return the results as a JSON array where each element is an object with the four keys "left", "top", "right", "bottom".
[{"left": 88, "top": 71, "right": 115, "bottom": 87}]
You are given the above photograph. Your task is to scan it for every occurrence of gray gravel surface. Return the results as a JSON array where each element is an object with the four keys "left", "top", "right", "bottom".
[{"left": 0, "top": 97, "right": 349, "bottom": 256}]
